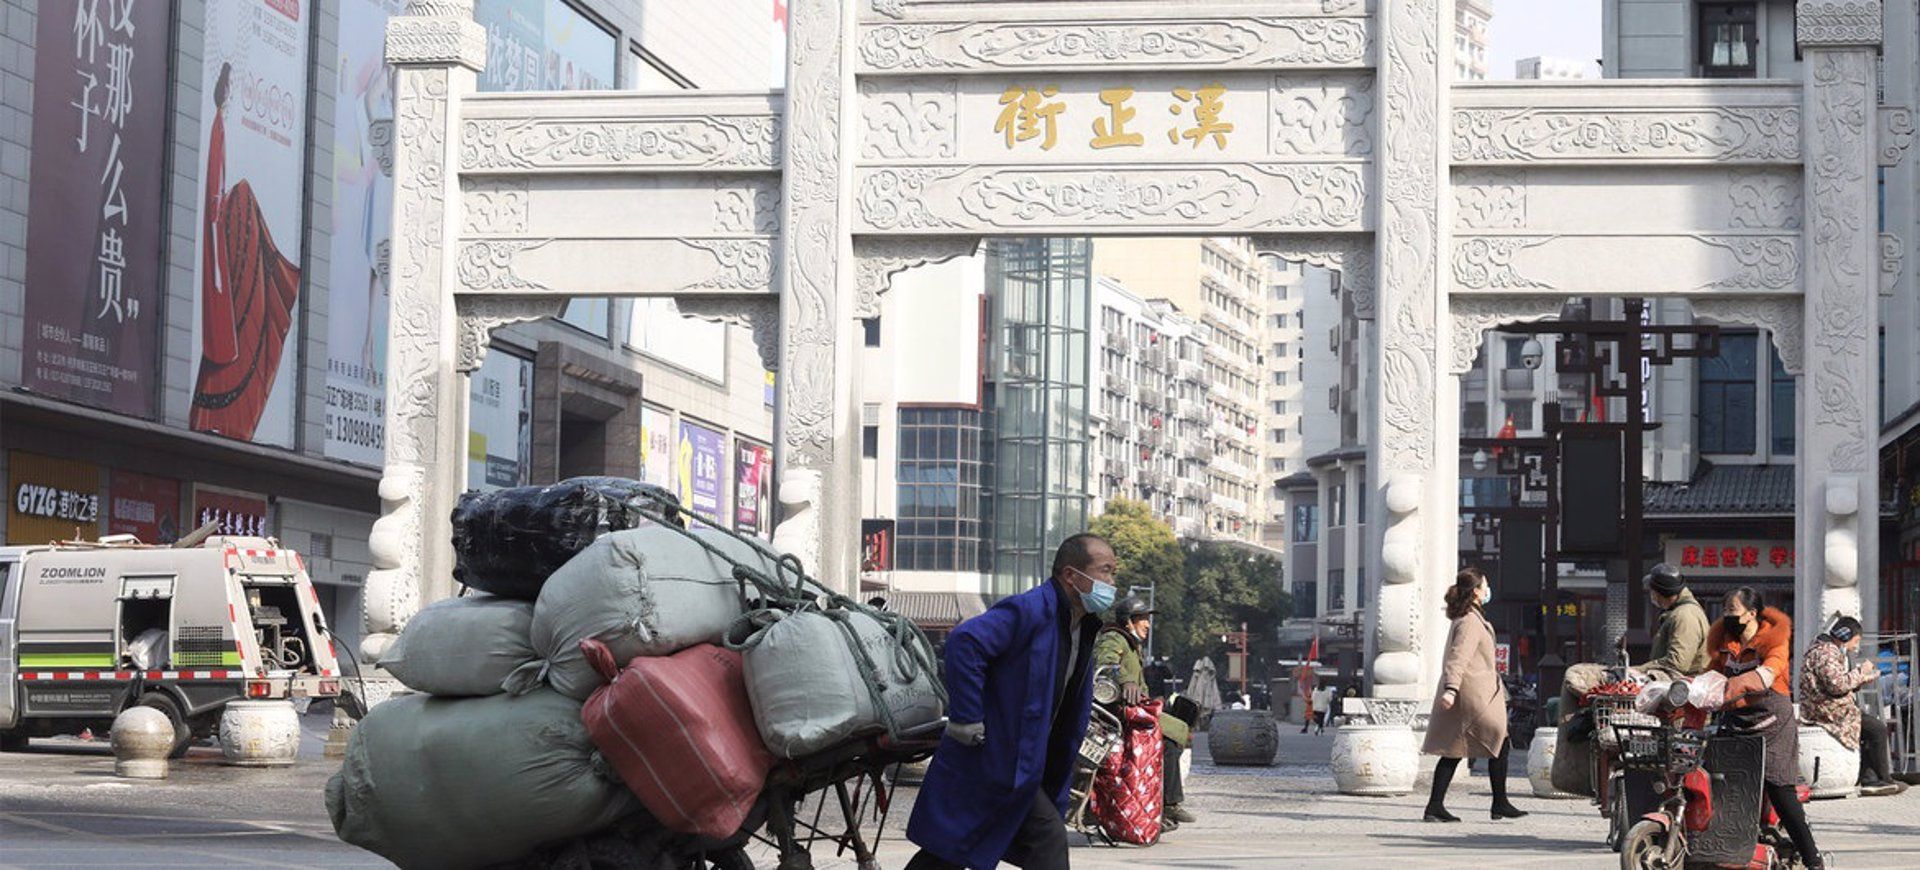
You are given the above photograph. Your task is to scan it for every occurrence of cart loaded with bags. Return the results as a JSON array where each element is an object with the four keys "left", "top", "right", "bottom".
[{"left": 327, "top": 477, "right": 947, "bottom": 870}]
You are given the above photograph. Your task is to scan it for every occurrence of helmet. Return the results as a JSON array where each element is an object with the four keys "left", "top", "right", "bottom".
[
  {"left": 1643, "top": 563, "right": 1684, "bottom": 597},
  {"left": 1111, "top": 595, "right": 1155, "bottom": 624}
]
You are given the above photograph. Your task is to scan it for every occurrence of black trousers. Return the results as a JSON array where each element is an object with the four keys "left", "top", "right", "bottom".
[
  {"left": 1164, "top": 739, "right": 1185, "bottom": 806},
  {"left": 1860, "top": 714, "right": 1893, "bottom": 785},
  {"left": 906, "top": 791, "right": 1069, "bottom": 870},
  {"left": 1763, "top": 780, "right": 1821, "bottom": 867}
]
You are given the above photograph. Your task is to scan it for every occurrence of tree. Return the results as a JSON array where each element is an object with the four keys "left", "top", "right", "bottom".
[
  {"left": 1089, "top": 499, "right": 1186, "bottom": 657},
  {"left": 1176, "top": 543, "right": 1292, "bottom": 688}
]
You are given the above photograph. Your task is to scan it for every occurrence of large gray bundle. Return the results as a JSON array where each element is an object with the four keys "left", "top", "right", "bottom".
[
  {"left": 325, "top": 689, "right": 638, "bottom": 870},
  {"left": 511, "top": 526, "right": 747, "bottom": 700},
  {"left": 741, "top": 607, "right": 944, "bottom": 758},
  {"left": 381, "top": 595, "right": 536, "bottom": 697}
]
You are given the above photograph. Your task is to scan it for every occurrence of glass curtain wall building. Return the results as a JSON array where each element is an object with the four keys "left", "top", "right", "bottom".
[{"left": 987, "top": 239, "right": 1094, "bottom": 596}]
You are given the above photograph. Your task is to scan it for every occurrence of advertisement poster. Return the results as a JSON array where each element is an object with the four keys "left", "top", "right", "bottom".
[
  {"left": 190, "top": 0, "right": 312, "bottom": 447},
  {"left": 7, "top": 452, "right": 102, "bottom": 545},
  {"left": 21, "top": 1, "right": 172, "bottom": 416},
  {"left": 678, "top": 420, "right": 726, "bottom": 523},
  {"left": 468, "top": 349, "right": 534, "bottom": 492},
  {"left": 324, "top": 0, "right": 407, "bottom": 465},
  {"left": 192, "top": 486, "right": 269, "bottom": 538},
  {"left": 639, "top": 406, "right": 674, "bottom": 486},
  {"left": 108, "top": 471, "right": 182, "bottom": 544},
  {"left": 734, "top": 440, "right": 771, "bottom": 537}
]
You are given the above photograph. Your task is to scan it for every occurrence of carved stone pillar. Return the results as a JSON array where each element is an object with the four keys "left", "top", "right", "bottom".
[
  {"left": 1367, "top": 0, "right": 1454, "bottom": 719},
  {"left": 1796, "top": 0, "right": 1883, "bottom": 651},
  {"left": 361, "top": 0, "right": 484, "bottom": 661},
  {"left": 775, "top": 0, "right": 861, "bottom": 589},
  {"left": 1883, "top": 0, "right": 1919, "bottom": 416}
]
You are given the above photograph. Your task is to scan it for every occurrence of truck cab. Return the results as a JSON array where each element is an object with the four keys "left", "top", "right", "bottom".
[{"left": 0, "top": 536, "right": 342, "bottom": 755}]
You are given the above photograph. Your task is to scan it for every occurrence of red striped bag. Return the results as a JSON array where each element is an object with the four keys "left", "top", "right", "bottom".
[{"left": 578, "top": 640, "right": 773, "bottom": 839}]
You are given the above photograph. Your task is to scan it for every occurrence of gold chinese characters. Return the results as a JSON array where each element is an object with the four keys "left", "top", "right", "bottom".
[{"left": 995, "top": 83, "right": 1234, "bottom": 152}]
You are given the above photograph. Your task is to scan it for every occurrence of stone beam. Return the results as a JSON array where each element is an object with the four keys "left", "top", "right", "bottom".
[{"left": 1452, "top": 81, "right": 1803, "bottom": 165}]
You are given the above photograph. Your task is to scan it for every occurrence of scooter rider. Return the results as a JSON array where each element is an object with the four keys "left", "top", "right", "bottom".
[
  {"left": 1711, "top": 587, "right": 1826, "bottom": 870},
  {"left": 1643, "top": 563, "right": 1711, "bottom": 681},
  {"left": 1093, "top": 595, "right": 1195, "bottom": 828}
]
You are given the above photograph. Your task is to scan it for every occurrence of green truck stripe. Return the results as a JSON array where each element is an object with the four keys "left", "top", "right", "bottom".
[{"left": 18, "top": 653, "right": 118, "bottom": 668}]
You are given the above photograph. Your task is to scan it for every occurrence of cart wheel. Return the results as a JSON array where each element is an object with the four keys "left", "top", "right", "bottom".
[
  {"left": 1606, "top": 787, "right": 1629, "bottom": 853},
  {"left": 1620, "top": 820, "right": 1674, "bottom": 870}
]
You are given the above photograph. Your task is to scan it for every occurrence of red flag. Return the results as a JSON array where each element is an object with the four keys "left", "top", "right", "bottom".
[
  {"left": 1591, "top": 392, "right": 1607, "bottom": 423},
  {"left": 1306, "top": 633, "right": 1321, "bottom": 664},
  {"left": 1491, "top": 414, "right": 1516, "bottom": 458}
]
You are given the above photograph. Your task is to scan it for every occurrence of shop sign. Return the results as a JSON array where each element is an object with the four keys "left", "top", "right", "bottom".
[
  {"left": 862, "top": 519, "right": 895, "bottom": 573},
  {"left": 1495, "top": 643, "right": 1510, "bottom": 675},
  {"left": 1664, "top": 538, "right": 1795, "bottom": 576},
  {"left": 108, "top": 471, "right": 182, "bottom": 544},
  {"left": 6, "top": 452, "right": 102, "bottom": 544},
  {"left": 193, "top": 486, "right": 269, "bottom": 537}
]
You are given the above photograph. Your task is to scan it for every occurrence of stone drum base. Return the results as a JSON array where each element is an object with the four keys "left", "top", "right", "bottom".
[
  {"left": 1332, "top": 723, "right": 1418, "bottom": 796},
  {"left": 220, "top": 700, "right": 302, "bottom": 767}
]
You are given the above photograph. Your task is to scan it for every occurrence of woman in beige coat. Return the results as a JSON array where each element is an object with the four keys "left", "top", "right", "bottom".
[{"left": 1421, "top": 568, "right": 1527, "bottom": 822}]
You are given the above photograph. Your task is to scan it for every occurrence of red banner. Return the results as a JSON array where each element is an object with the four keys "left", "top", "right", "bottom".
[{"left": 192, "top": 487, "right": 268, "bottom": 538}]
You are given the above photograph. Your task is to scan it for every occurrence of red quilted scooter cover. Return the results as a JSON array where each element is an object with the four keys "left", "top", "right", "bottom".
[
  {"left": 1088, "top": 700, "right": 1165, "bottom": 845},
  {"left": 579, "top": 640, "right": 774, "bottom": 839}
]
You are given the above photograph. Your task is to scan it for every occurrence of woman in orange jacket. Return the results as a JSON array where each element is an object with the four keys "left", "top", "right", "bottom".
[{"left": 1707, "top": 587, "right": 1824, "bottom": 870}]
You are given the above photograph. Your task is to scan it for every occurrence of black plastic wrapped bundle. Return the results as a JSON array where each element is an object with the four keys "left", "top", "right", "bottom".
[{"left": 450, "top": 476, "right": 682, "bottom": 599}]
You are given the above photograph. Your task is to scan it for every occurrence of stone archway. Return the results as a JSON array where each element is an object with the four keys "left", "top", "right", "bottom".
[{"left": 367, "top": 1, "right": 1885, "bottom": 778}]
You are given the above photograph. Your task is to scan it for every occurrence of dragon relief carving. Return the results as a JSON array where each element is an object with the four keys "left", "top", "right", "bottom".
[{"left": 779, "top": 0, "right": 848, "bottom": 463}]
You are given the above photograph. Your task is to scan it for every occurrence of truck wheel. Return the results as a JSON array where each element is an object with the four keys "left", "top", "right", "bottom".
[
  {"left": 137, "top": 693, "right": 193, "bottom": 759},
  {"left": 0, "top": 732, "right": 28, "bottom": 752}
]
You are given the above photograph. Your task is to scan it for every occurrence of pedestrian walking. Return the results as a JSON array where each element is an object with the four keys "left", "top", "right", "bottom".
[
  {"left": 1710, "top": 587, "right": 1825, "bottom": 869},
  {"left": 1294, "top": 661, "right": 1316, "bottom": 733},
  {"left": 1311, "top": 684, "right": 1332, "bottom": 734},
  {"left": 905, "top": 534, "right": 1116, "bottom": 870},
  {"left": 1800, "top": 616, "right": 1908, "bottom": 797},
  {"left": 1422, "top": 568, "right": 1527, "bottom": 823}
]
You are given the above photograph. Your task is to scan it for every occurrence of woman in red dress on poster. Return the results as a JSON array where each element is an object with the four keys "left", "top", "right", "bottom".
[{"left": 191, "top": 62, "right": 301, "bottom": 441}]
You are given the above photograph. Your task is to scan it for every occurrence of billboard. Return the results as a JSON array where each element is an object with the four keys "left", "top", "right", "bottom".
[
  {"left": 323, "top": 0, "right": 408, "bottom": 465},
  {"left": 678, "top": 420, "right": 726, "bottom": 523},
  {"left": 21, "top": 1, "right": 173, "bottom": 416},
  {"left": 189, "top": 0, "right": 313, "bottom": 447},
  {"left": 475, "top": 0, "right": 616, "bottom": 92},
  {"left": 108, "top": 471, "right": 183, "bottom": 544},
  {"left": 640, "top": 406, "right": 674, "bottom": 487},
  {"left": 468, "top": 349, "right": 534, "bottom": 492},
  {"left": 862, "top": 519, "right": 896, "bottom": 573},
  {"left": 735, "top": 440, "right": 771, "bottom": 537}
]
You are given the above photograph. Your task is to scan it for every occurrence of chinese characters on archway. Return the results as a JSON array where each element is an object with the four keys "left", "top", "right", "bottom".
[{"left": 995, "top": 82, "right": 1235, "bottom": 152}]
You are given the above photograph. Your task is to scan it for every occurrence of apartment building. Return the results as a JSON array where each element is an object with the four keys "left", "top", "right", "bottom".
[{"left": 1092, "top": 279, "right": 1213, "bottom": 539}]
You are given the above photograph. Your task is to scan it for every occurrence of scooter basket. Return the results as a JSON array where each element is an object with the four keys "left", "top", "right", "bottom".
[{"left": 1592, "top": 693, "right": 1658, "bottom": 749}]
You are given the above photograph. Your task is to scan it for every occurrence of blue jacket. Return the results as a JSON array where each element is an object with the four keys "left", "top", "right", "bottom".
[{"left": 906, "top": 580, "right": 1099, "bottom": 869}]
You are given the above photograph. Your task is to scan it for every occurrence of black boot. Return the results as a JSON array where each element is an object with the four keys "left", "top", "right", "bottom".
[
  {"left": 1425, "top": 757, "right": 1462, "bottom": 822},
  {"left": 1488, "top": 749, "right": 1529, "bottom": 820}
]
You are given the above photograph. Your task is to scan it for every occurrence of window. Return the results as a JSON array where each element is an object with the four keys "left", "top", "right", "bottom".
[
  {"left": 1274, "top": 341, "right": 1289, "bottom": 358},
  {"left": 1503, "top": 399, "right": 1534, "bottom": 432},
  {"left": 1271, "top": 429, "right": 1288, "bottom": 444},
  {"left": 1291, "top": 502, "right": 1319, "bottom": 543},
  {"left": 1356, "top": 475, "right": 1368, "bottom": 525},
  {"left": 1328, "top": 483, "right": 1346, "bottom": 528},
  {"left": 1503, "top": 337, "right": 1528, "bottom": 369},
  {"left": 1271, "top": 400, "right": 1288, "bottom": 415},
  {"left": 895, "top": 408, "right": 986, "bottom": 571},
  {"left": 1699, "top": 332, "right": 1759, "bottom": 454},
  {"left": 1770, "top": 345, "right": 1795, "bottom": 456},
  {"left": 862, "top": 425, "right": 879, "bottom": 459},
  {"left": 1699, "top": 2, "right": 1758, "bottom": 78},
  {"left": 1463, "top": 400, "right": 1487, "bottom": 436},
  {"left": 862, "top": 317, "right": 882, "bottom": 347}
]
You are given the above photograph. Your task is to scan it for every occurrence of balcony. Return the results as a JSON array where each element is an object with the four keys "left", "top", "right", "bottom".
[
  {"left": 1212, "top": 492, "right": 1249, "bottom": 515},
  {"left": 1175, "top": 517, "right": 1204, "bottom": 538},
  {"left": 1500, "top": 367, "right": 1535, "bottom": 392},
  {"left": 1102, "top": 458, "right": 1128, "bottom": 479},
  {"left": 1105, "top": 328, "right": 1132, "bottom": 354},
  {"left": 1104, "top": 372, "right": 1132, "bottom": 395},
  {"left": 1181, "top": 441, "right": 1214, "bottom": 463},
  {"left": 1181, "top": 481, "right": 1212, "bottom": 501},
  {"left": 1143, "top": 428, "right": 1166, "bottom": 450},
  {"left": 1138, "top": 385, "right": 1166, "bottom": 408},
  {"left": 1142, "top": 345, "right": 1169, "bottom": 368},
  {"left": 1176, "top": 399, "right": 1208, "bottom": 422},
  {"left": 1176, "top": 359, "right": 1205, "bottom": 383}
]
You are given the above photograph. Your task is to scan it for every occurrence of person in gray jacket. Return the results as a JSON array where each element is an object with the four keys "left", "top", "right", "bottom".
[{"left": 1642, "top": 564, "right": 1711, "bottom": 680}]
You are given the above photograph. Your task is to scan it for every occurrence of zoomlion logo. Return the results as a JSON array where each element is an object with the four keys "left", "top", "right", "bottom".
[{"left": 38, "top": 566, "right": 108, "bottom": 584}]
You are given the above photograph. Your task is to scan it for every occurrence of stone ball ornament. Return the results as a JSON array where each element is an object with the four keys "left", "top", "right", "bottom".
[
  {"left": 111, "top": 706, "right": 176, "bottom": 779},
  {"left": 1385, "top": 474, "right": 1423, "bottom": 516},
  {"left": 1824, "top": 528, "right": 1858, "bottom": 587}
]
